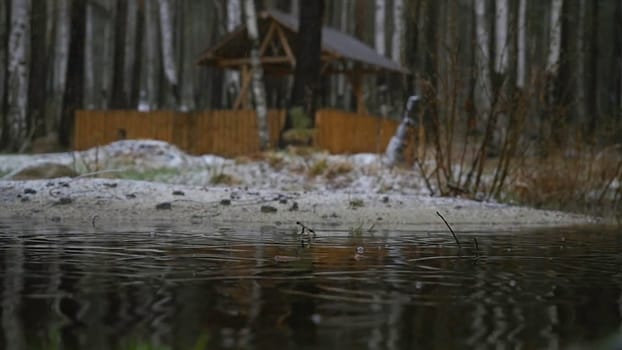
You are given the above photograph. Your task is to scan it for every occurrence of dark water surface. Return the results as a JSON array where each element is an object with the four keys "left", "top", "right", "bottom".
[{"left": 0, "top": 220, "right": 621, "bottom": 350}]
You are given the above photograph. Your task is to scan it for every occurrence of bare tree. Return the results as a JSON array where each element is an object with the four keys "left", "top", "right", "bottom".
[
  {"left": 6, "top": 0, "right": 31, "bottom": 151},
  {"left": 243, "top": 0, "right": 269, "bottom": 149}
]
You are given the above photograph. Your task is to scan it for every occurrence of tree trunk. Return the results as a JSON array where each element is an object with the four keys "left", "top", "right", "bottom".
[
  {"left": 46, "top": 0, "right": 72, "bottom": 138},
  {"left": 122, "top": 0, "right": 138, "bottom": 106},
  {"left": 101, "top": 0, "right": 117, "bottom": 109},
  {"left": 516, "top": 0, "right": 527, "bottom": 88},
  {"left": 474, "top": 0, "right": 492, "bottom": 129},
  {"left": 158, "top": 0, "right": 179, "bottom": 106},
  {"left": 0, "top": 0, "right": 7, "bottom": 139},
  {"left": 138, "top": 0, "right": 160, "bottom": 111},
  {"left": 546, "top": 0, "right": 563, "bottom": 75},
  {"left": 83, "top": 2, "right": 95, "bottom": 109},
  {"left": 223, "top": 0, "right": 241, "bottom": 107},
  {"left": 243, "top": 0, "right": 269, "bottom": 149},
  {"left": 280, "top": 0, "right": 324, "bottom": 147},
  {"left": 374, "top": 0, "right": 386, "bottom": 56},
  {"left": 5, "top": 0, "right": 31, "bottom": 151},
  {"left": 392, "top": 0, "right": 404, "bottom": 64},
  {"left": 290, "top": 0, "right": 300, "bottom": 16},
  {"left": 179, "top": 0, "right": 195, "bottom": 111},
  {"left": 494, "top": 0, "right": 509, "bottom": 74}
]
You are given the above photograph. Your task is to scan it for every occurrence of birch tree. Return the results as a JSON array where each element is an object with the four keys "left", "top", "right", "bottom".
[
  {"left": 516, "top": 0, "right": 527, "bottom": 88},
  {"left": 0, "top": 0, "right": 7, "bottom": 137},
  {"left": 374, "top": 0, "right": 386, "bottom": 56},
  {"left": 223, "top": 0, "right": 241, "bottom": 107},
  {"left": 179, "top": 0, "right": 195, "bottom": 111},
  {"left": 138, "top": 0, "right": 160, "bottom": 111},
  {"left": 46, "top": 0, "right": 72, "bottom": 136},
  {"left": 6, "top": 0, "right": 31, "bottom": 151},
  {"left": 547, "top": 0, "right": 563, "bottom": 75},
  {"left": 243, "top": 0, "right": 269, "bottom": 149},
  {"left": 391, "top": 0, "right": 404, "bottom": 64},
  {"left": 158, "top": 0, "right": 179, "bottom": 106},
  {"left": 474, "top": 0, "right": 492, "bottom": 126},
  {"left": 494, "top": 0, "right": 509, "bottom": 74}
]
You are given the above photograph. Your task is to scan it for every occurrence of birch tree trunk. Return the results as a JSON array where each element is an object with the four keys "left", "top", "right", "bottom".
[
  {"left": 123, "top": 0, "right": 138, "bottom": 106},
  {"left": 138, "top": 0, "right": 160, "bottom": 111},
  {"left": 243, "top": 0, "right": 269, "bottom": 149},
  {"left": 374, "top": 0, "right": 386, "bottom": 56},
  {"left": 179, "top": 0, "right": 195, "bottom": 111},
  {"left": 547, "top": 0, "right": 563, "bottom": 75},
  {"left": 516, "top": 0, "right": 527, "bottom": 88},
  {"left": 494, "top": 0, "right": 509, "bottom": 74},
  {"left": 474, "top": 0, "right": 492, "bottom": 128},
  {"left": 0, "top": 0, "right": 7, "bottom": 138},
  {"left": 158, "top": 0, "right": 179, "bottom": 106},
  {"left": 6, "top": 0, "right": 31, "bottom": 151},
  {"left": 391, "top": 0, "right": 404, "bottom": 64},
  {"left": 223, "top": 0, "right": 241, "bottom": 107},
  {"left": 338, "top": 0, "right": 351, "bottom": 110},
  {"left": 46, "top": 0, "right": 72, "bottom": 136}
]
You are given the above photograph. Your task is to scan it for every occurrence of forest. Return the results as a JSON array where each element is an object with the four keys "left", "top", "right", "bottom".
[{"left": 0, "top": 0, "right": 621, "bottom": 155}]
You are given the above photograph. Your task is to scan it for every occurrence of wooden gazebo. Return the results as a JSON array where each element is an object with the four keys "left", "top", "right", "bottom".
[{"left": 197, "top": 9, "right": 409, "bottom": 113}]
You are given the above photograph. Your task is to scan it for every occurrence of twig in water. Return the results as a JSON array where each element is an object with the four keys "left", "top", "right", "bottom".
[
  {"left": 296, "top": 221, "right": 316, "bottom": 237},
  {"left": 436, "top": 211, "right": 461, "bottom": 249},
  {"left": 473, "top": 237, "right": 480, "bottom": 258}
]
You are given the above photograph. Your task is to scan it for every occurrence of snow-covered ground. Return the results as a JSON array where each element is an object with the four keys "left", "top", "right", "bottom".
[
  {"left": 0, "top": 139, "right": 605, "bottom": 227},
  {"left": 1, "top": 139, "right": 433, "bottom": 196}
]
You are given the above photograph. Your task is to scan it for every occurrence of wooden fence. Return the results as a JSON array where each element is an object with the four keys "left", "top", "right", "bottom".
[{"left": 74, "top": 109, "right": 422, "bottom": 160}]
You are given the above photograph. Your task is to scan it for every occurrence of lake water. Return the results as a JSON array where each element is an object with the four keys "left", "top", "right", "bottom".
[{"left": 0, "top": 220, "right": 620, "bottom": 350}]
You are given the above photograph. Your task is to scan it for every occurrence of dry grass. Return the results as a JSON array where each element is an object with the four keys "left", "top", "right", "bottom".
[
  {"left": 210, "top": 172, "right": 239, "bottom": 186},
  {"left": 508, "top": 145, "right": 622, "bottom": 216}
]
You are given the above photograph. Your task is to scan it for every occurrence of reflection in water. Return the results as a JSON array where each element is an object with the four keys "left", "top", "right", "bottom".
[{"left": 0, "top": 221, "right": 620, "bottom": 349}]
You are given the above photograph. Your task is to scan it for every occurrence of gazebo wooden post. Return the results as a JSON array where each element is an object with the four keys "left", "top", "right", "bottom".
[
  {"left": 234, "top": 64, "right": 253, "bottom": 110},
  {"left": 347, "top": 71, "right": 367, "bottom": 115}
]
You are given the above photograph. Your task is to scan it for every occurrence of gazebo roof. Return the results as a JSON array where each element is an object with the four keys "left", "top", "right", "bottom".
[{"left": 197, "top": 9, "right": 409, "bottom": 75}]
